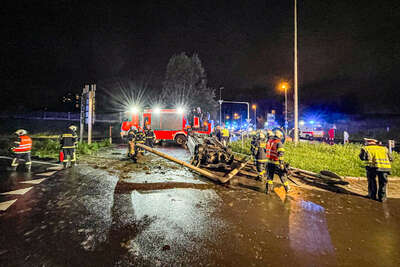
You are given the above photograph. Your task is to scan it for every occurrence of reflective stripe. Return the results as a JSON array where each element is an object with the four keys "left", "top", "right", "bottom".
[
  {"left": 268, "top": 180, "right": 273, "bottom": 184},
  {"left": 284, "top": 181, "right": 289, "bottom": 186},
  {"left": 259, "top": 170, "right": 266, "bottom": 175},
  {"left": 256, "top": 159, "right": 268, "bottom": 162}
]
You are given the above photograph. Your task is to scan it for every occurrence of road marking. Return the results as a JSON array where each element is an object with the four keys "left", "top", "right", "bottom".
[
  {"left": 20, "top": 178, "right": 47, "bottom": 185},
  {"left": 36, "top": 171, "right": 57, "bottom": 177},
  {"left": 0, "top": 199, "right": 17, "bottom": 211},
  {"left": 1, "top": 187, "right": 33, "bottom": 195},
  {"left": 46, "top": 166, "right": 63, "bottom": 171}
]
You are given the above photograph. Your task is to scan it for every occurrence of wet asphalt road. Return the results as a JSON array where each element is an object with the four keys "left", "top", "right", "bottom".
[{"left": 1, "top": 145, "right": 400, "bottom": 267}]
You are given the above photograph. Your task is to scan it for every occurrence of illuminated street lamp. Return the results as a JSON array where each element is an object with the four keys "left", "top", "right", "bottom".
[
  {"left": 226, "top": 115, "right": 230, "bottom": 119},
  {"left": 252, "top": 104, "right": 257, "bottom": 130}
]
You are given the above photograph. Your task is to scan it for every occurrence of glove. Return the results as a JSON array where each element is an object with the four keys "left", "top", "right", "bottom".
[{"left": 279, "top": 162, "right": 285, "bottom": 170}]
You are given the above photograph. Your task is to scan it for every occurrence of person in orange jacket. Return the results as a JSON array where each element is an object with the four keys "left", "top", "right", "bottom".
[{"left": 10, "top": 129, "right": 32, "bottom": 171}]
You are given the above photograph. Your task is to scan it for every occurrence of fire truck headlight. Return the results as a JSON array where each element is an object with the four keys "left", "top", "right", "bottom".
[
  {"left": 153, "top": 107, "right": 161, "bottom": 114},
  {"left": 177, "top": 107, "right": 185, "bottom": 114},
  {"left": 129, "top": 106, "right": 139, "bottom": 114}
]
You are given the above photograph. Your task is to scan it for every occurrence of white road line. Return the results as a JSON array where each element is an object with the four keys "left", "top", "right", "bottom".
[
  {"left": 1, "top": 187, "right": 33, "bottom": 195},
  {"left": 20, "top": 178, "right": 47, "bottom": 185},
  {"left": 0, "top": 199, "right": 17, "bottom": 211},
  {"left": 36, "top": 171, "right": 57, "bottom": 177},
  {"left": 46, "top": 166, "right": 63, "bottom": 171}
]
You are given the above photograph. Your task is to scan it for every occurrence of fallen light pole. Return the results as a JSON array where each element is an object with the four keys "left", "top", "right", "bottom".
[{"left": 136, "top": 144, "right": 231, "bottom": 183}]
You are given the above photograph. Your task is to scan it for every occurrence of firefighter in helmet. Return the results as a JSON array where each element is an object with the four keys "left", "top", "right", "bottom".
[
  {"left": 255, "top": 131, "right": 268, "bottom": 181},
  {"left": 359, "top": 138, "right": 393, "bottom": 202},
  {"left": 250, "top": 130, "right": 258, "bottom": 157},
  {"left": 127, "top": 126, "right": 136, "bottom": 159},
  {"left": 10, "top": 129, "right": 32, "bottom": 171},
  {"left": 134, "top": 127, "right": 146, "bottom": 156},
  {"left": 265, "top": 129, "right": 290, "bottom": 194},
  {"left": 144, "top": 123, "right": 156, "bottom": 148},
  {"left": 60, "top": 125, "right": 78, "bottom": 168}
]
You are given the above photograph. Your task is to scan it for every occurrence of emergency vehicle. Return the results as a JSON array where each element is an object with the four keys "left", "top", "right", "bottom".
[
  {"left": 299, "top": 125, "right": 325, "bottom": 140},
  {"left": 121, "top": 109, "right": 212, "bottom": 145}
]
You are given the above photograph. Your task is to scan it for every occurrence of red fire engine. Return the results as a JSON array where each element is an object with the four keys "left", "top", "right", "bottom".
[{"left": 121, "top": 109, "right": 212, "bottom": 145}]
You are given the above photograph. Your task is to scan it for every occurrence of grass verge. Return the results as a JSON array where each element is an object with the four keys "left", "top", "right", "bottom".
[
  {"left": 230, "top": 139, "right": 400, "bottom": 177},
  {"left": 30, "top": 139, "right": 111, "bottom": 159}
]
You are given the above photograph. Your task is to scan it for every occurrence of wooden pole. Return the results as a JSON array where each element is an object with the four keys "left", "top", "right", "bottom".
[{"left": 136, "top": 144, "right": 229, "bottom": 183}]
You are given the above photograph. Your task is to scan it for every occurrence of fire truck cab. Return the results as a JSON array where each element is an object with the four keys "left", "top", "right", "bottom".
[{"left": 121, "top": 109, "right": 212, "bottom": 145}]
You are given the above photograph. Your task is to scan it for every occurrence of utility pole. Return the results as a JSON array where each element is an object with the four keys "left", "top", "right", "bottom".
[
  {"left": 80, "top": 85, "right": 89, "bottom": 143},
  {"left": 87, "top": 84, "right": 96, "bottom": 144},
  {"left": 294, "top": 0, "right": 299, "bottom": 144}
]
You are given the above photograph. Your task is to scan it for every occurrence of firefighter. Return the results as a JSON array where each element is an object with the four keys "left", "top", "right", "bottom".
[
  {"left": 265, "top": 129, "right": 290, "bottom": 194},
  {"left": 60, "top": 125, "right": 78, "bottom": 168},
  {"left": 250, "top": 130, "right": 258, "bottom": 157},
  {"left": 144, "top": 124, "right": 156, "bottom": 148},
  {"left": 359, "top": 138, "right": 393, "bottom": 202},
  {"left": 127, "top": 126, "right": 136, "bottom": 158},
  {"left": 221, "top": 126, "right": 230, "bottom": 147},
  {"left": 255, "top": 132, "right": 268, "bottom": 181},
  {"left": 134, "top": 127, "right": 146, "bottom": 155},
  {"left": 10, "top": 129, "right": 32, "bottom": 171}
]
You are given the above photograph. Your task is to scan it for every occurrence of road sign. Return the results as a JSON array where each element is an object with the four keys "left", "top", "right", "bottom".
[{"left": 389, "top": 140, "right": 395, "bottom": 153}]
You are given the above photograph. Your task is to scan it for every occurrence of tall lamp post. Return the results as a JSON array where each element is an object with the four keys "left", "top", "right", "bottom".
[
  {"left": 252, "top": 104, "right": 257, "bottom": 130},
  {"left": 294, "top": 0, "right": 299, "bottom": 144}
]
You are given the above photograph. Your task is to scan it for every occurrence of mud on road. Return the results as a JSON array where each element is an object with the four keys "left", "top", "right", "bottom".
[{"left": 0, "top": 144, "right": 400, "bottom": 266}]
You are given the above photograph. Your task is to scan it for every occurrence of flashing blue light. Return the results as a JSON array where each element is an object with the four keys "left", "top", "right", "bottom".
[{"left": 310, "top": 120, "right": 315, "bottom": 124}]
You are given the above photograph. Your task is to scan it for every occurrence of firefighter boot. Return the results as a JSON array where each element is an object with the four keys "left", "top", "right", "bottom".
[
  {"left": 265, "top": 180, "right": 273, "bottom": 194},
  {"left": 283, "top": 181, "right": 291, "bottom": 192},
  {"left": 7, "top": 166, "right": 17, "bottom": 171}
]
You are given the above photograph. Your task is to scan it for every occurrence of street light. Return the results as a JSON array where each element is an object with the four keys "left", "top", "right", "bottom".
[
  {"left": 252, "top": 104, "right": 257, "bottom": 130},
  {"left": 294, "top": 0, "right": 299, "bottom": 144}
]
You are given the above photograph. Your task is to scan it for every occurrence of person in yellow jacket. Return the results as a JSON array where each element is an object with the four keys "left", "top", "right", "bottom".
[
  {"left": 221, "top": 126, "right": 230, "bottom": 147},
  {"left": 359, "top": 138, "right": 393, "bottom": 202}
]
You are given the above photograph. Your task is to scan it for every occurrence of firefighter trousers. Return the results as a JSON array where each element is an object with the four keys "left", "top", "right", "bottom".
[
  {"left": 256, "top": 160, "right": 267, "bottom": 180},
  {"left": 145, "top": 138, "right": 154, "bottom": 148},
  {"left": 266, "top": 163, "right": 290, "bottom": 193},
  {"left": 63, "top": 148, "right": 76, "bottom": 167},
  {"left": 11, "top": 152, "right": 31, "bottom": 170},
  {"left": 366, "top": 168, "right": 389, "bottom": 202}
]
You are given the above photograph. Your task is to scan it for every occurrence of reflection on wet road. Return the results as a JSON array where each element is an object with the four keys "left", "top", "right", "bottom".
[{"left": 1, "top": 145, "right": 400, "bottom": 266}]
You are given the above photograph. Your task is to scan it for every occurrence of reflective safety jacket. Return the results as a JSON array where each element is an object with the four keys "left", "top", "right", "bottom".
[
  {"left": 222, "top": 128, "right": 230, "bottom": 137},
  {"left": 135, "top": 131, "right": 146, "bottom": 143},
  {"left": 145, "top": 129, "right": 155, "bottom": 140},
  {"left": 13, "top": 135, "right": 32, "bottom": 153},
  {"left": 266, "top": 137, "right": 284, "bottom": 164},
  {"left": 255, "top": 139, "right": 267, "bottom": 162},
  {"left": 60, "top": 130, "right": 78, "bottom": 149},
  {"left": 359, "top": 145, "right": 392, "bottom": 172},
  {"left": 127, "top": 130, "right": 135, "bottom": 142}
]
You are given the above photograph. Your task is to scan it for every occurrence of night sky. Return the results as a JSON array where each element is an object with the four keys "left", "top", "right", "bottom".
[{"left": 1, "top": 0, "right": 399, "bottom": 114}]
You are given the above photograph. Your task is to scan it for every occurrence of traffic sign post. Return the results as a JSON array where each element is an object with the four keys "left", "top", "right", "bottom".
[{"left": 389, "top": 140, "right": 395, "bottom": 154}]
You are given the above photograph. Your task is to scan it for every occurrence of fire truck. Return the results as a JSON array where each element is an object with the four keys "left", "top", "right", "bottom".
[{"left": 121, "top": 109, "right": 213, "bottom": 145}]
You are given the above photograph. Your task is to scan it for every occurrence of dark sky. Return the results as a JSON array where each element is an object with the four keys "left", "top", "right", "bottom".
[{"left": 1, "top": 0, "right": 399, "bottom": 113}]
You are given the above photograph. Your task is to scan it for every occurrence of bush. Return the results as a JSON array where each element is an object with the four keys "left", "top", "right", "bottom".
[{"left": 230, "top": 139, "right": 400, "bottom": 177}]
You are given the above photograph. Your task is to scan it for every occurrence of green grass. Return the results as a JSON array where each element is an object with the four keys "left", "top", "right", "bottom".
[
  {"left": 230, "top": 139, "right": 400, "bottom": 177},
  {"left": 31, "top": 139, "right": 111, "bottom": 159}
]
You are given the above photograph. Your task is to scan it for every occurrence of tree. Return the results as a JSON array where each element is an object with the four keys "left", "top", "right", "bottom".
[{"left": 162, "top": 52, "right": 217, "bottom": 114}]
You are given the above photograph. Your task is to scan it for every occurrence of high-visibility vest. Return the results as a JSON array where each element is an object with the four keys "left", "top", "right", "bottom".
[
  {"left": 363, "top": 145, "right": 391, "bottom": 171},
  {"left": 266, "top": 138, "right": 284, "bottom": 163},
  {"left": 222, "top": 129, "right": 230, "bottom": 137},
  {"left": 13, "top": 135, "right": 32, "bottom": 153}
]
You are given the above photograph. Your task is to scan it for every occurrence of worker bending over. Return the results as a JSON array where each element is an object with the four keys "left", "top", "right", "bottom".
[
  {"left": 60, "top": 125, "right": 78, "bottom": 168},
  {"left": 10, "top": 129, "right": 32, "bottom": 171},
  {"left": 265, "top": 129, "right": 290, "bottom": 194},
  {"left": 144, "top": 124, "right": 156, "bottom": 148},
  {"left": 359, "top": 138, "right": 392, "bottom": 202}
]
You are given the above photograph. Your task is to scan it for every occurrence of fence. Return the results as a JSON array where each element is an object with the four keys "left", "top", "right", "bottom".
[{"left": 0, "top": 111, "right": 121, "bottom": 123}]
